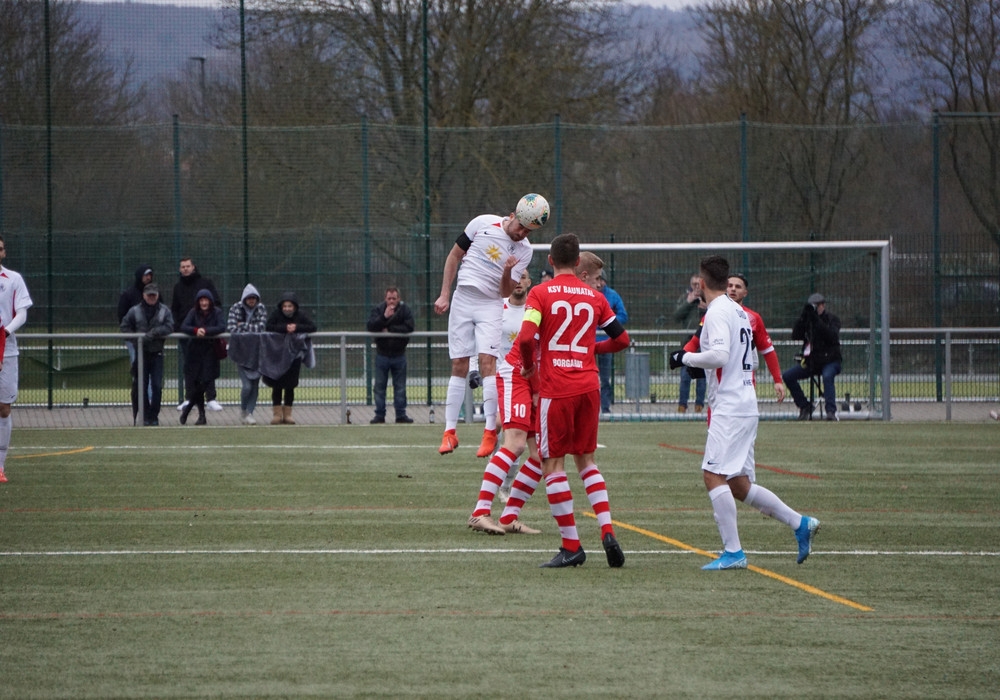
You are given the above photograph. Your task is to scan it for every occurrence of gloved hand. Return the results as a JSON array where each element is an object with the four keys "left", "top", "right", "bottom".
[
  {"left": 669, "top": 349, "right": 686, "bottom": 369},
  {"left": 468, "top": 370, "right": 482, "bottom": 389}
]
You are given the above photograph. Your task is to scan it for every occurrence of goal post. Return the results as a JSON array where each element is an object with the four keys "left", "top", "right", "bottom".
[{"left": 530, "top": 240, "right": 892, "bottom": 421}]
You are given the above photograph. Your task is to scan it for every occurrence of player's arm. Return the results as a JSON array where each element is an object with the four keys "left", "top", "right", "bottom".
[
  {"left": 595, "top": 319, "right": 629, "bottom": 354},
  {"left": 516, "top": 309, "right": 541, "bottom": 378},
  {"left": 433, "top": 239, "right": 469, "bottom": 315},
  {"left": 499, "top": 256, "right": 519, "bottom": 298},
  {"left": 5, "top": 308, "right": 27, "bottom": 336}
]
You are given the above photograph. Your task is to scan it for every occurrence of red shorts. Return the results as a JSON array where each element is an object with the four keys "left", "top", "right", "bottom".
[
  {"left": 537, "top": 389, "right": 600, "bottom": 459},
  {"left": 498, "top": 367, "right": 535, "bottom": 434}
]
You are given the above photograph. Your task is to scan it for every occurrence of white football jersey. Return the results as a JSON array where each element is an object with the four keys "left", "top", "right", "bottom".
[
  {"left": 0, "top": 266, "right": 33, "bottom": 358},
  {"left": 456, "top": 215, "right": 533, "bottom": 296},
  {"left": 497, "top": 297, "right": 527, "bottom": 371},
  {"left": 695, "top": 294, "right": 758, "bottom": 417}
]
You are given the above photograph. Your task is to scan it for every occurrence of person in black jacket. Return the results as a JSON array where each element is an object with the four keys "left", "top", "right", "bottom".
[
  {"left": 264, "top": 291, "right": 317, "bottom": 425},
  {"left": 120, "top": 283, "right": 174, "bottom": 426},
  {"left": 170, "top": 257, "right": 223, "bottom": 411},
  {"left": 179, "top": 289, "right": 226, "bottom": 425},
  {"left": 367, "top": 286, "right": 415, "bottom": 424},
  {"left": 782, "top": 293, "right": 843, "bottom": 421}
]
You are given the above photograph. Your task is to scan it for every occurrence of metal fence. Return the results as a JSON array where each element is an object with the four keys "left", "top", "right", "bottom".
[
  {"left": 19, "top": 329, "right": 999, "bottom": 422},
  {"left": 2, "top": 118, "right": 999, "bottom": 336}
]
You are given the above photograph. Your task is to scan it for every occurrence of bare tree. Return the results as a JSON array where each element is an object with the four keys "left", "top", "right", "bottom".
[
  {"left": 896, "top": 0, "right": 1000, "bottom": 250},
  {"left": 689, "top": 0, "right": 888, "bottom": 240},
  {"left": 212, "top": 0, "right": 647, "bottom": 127},
  {"left": 0, "top": 0, "right": 141, "bottom": 125}
]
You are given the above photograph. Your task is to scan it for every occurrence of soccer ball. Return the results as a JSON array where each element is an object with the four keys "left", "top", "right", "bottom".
[{"left": 515, "top": 193, "right": 550, "bottom": 230}]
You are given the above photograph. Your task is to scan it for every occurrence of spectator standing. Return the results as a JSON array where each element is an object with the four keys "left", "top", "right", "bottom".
[
  {"left": 674, "top": 274, "right": 707, "bottom": 413},
  {"left": 179, "top": 290, "right": 226, "bottom": 425},
  {"left": 0, "top": 235, "right": 30, "bottom": 483},
  {"left": 595, "top": 272, "right": 628, "bottom": 414},
  {"left": 433, "top": 194, "right": 546, "bottom": 458},
  {"left": 782, "top": 293, "right": 842, "bottom": 420},
  {"left": 517, "top": 234, "right": 631, "bottom": 568},
  {"left": 117, "top": 264, "right": 154, "bottom": 365},
  {"left": 263, "top": 292, "right": 317, "bottom": 425},
  {"left": 226, "top": 284, "right": 268, "bottom": 425},
  {"left": 669, "top": 255, "right": 819, "bottom": 570},
  {"left": 171, "top": 257, "right": 223, "bottom": 412},
  {"left": 117, "top": 265, "right": 154, "bottom": 323},
  {"left": 367, "top": 286, "right": 415, "bottom": 424},
  {"left": 120, "top": 283, "right": 173, "bottom": 426}
]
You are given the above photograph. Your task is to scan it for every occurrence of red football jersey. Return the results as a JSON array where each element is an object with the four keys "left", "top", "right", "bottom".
[{"left": 520, "top": 273, "right": 617, "bottom": 399}]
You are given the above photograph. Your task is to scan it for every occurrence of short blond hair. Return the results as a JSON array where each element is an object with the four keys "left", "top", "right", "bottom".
[{"left": 578, "top": 251, "right": 604, "bottom": 278}]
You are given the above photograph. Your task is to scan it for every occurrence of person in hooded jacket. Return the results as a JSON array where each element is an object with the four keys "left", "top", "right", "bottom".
[
  {"left": 226, "top": 284, "right": 268, "bottom": 425},
  {"left": 263, "top": 291, "right": 317, "bottom": 425},
  {"left": 120, "top": 283, "right": 174, "bottom": 426},
  {"left": 179, "top": 289, "right": 226, "bottom": 425},
  {"left": 171, "top": 257, "right": 223, "bottom": 412},
  {"left": 117, "top": 264, "right": 154, "bottom": 365}
]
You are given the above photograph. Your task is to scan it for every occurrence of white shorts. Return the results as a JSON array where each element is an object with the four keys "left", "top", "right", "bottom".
[
  {"left": 448, "top": 286, "right": 503, "bottom": 360},
  {"left": 701, "top": 413, "right": 758, "bottom": 481},
  {"left": 0, "top": 355, "right": 19, "bottom": 404}
]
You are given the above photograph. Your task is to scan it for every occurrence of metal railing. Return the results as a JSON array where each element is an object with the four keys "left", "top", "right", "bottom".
[{"left": 15, "top": 328, "right": 1000, "bottom": 422}]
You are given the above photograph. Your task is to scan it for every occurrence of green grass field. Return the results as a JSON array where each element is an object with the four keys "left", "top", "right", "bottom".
[{"left": 1, "top": 422, "right": 998, "bottom": 698}]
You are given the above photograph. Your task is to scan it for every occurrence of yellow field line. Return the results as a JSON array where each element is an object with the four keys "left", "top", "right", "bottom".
[
  {"left": 11, "top": 446, "right": 95, "bottom": 460},
  {"left": 585, "top": 513, "right": 874, "bottom": 612}
]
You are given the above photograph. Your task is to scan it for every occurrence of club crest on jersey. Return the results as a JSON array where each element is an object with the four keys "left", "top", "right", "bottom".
[{"left": 486, "top": 244, "right": 502, "bottom": 262}]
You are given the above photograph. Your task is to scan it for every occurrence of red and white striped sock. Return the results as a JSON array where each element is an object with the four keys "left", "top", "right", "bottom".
[
  {"left": 499, "top": 457, "right": 542, "bottom": 525},
  {"left": 545, "top": 471, "right": 580, "bottom": 551},
  {"left": 471, "top": 447, "right": 517, "bottom": 517},
  {"left": 580, "top": 464, "right": 614, "bottom": 537}
]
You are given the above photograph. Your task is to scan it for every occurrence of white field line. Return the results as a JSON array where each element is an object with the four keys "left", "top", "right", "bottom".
[
  {"left": 1, "top": 549, "right": 998, "bottom": 557},
  {"left": 15, "top": 444, "right": 607, "bottom": 451}
]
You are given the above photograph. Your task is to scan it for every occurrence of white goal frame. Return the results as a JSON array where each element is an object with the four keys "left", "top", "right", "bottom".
[{"left": 530, "top": 240, "right": 892, "bottom": 420}]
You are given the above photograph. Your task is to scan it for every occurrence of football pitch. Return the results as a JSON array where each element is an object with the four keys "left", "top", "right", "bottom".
[{"left": 0, "top": 422, "right": 997, "bottom": 698}]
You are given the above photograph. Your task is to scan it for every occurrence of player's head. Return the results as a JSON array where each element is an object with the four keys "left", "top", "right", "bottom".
[
  {"left": 0, "top": 234, "right": 7, "bottom": 262},
  {"left": 511, "top": 269, "right": 532, "bottom": 302},
  {"left": 699, "top": 255, "right": 729, "bottom": 292},
  {"left": 577, "top": 251, "right": 604, "bottom": 290},
  {"left": 548, "top": 233, "right": 580, "bottom": 270},
  {"left": 727, "top": 273, "right": 749, "bottom": 304}
]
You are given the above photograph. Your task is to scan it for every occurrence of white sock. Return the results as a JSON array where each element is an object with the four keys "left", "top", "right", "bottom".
[
  {"left": 0, "top": 414, "right": 11, "bottom": 471},
  {"left": 482, "top": 374, "right": 498, "bottom": 431},
  {"left": 708, "top": 484, "right": 742, "bottom": 553},
  {"left": 744, "top": 484, "right": 801, "bottom": 529},
  {"left": 445, "top": 375, "right": 466, "bottom": 430}
]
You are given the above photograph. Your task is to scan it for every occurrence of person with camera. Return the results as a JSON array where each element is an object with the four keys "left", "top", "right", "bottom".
[{"left": 782, "top": 293, "right": 842, "bottom": 421}]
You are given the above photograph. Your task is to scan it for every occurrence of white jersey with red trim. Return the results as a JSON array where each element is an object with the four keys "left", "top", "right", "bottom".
[
  {"left": 498, "top": 298, "right": 526, "bottom": 371},
  {"left": 0, "top": 266, "right": 32, "bottom": 358},
  {"left": 456, "top": 215, "right": 533, "bottom": 296},
  {"left": 695, "top": 294, "right": 757, "bottom": 417}
]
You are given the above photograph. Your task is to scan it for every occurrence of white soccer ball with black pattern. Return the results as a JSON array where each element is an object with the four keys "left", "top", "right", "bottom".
[{"left": 515, "top": 193, "right": 550, "bottom": 230}]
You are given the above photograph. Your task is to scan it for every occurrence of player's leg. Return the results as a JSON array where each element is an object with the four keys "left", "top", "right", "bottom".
[
  {"left": 473, "top": 314, "right": 502, "bottom": 457},
  {"left": 468, "top": 427, "right": 526, "bottom": 535},
  {"left": 538, "top": 397, "right": 585, "bottom": 567},
  {"left": 700, "top": 415, "right": 751, "bottom": 570},
  {"left": 0, "top": 357, "right": 20, "bottom": 480},
  {"left": 499, "top": 436, "right": 543, "bottom": 529}
]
